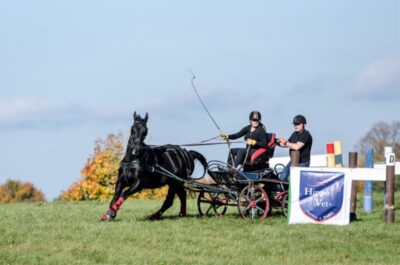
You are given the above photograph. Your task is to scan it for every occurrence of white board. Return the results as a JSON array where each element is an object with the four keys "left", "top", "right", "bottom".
[
  {"left": 270, "top": 154, "right": 327, "bottom": 168},
  {"left": 374, "top": 162, "right": 400, "bottom": 174}
]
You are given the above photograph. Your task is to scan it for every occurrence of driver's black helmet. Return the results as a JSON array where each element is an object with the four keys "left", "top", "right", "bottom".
[
  {"left": 292, "top": 114, "right": 307, "bottom": 124},
  {"left": 249, "top": 111, "right": 261, "bottom": 121}
]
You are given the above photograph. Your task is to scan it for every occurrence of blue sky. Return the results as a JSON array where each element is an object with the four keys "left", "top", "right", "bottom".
[{"left": 0, "top": 1, "right": 399, "bottom": 200}]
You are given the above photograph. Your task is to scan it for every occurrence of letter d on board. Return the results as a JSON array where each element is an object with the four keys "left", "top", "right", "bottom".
[{"left": 386, "top": 153, "right": 395, "bottom": 166}]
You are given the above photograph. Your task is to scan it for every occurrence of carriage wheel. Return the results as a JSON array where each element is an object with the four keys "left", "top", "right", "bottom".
[
  {"left": 238, "top": 184, "right": 269, "bottom": 220},
  {"left": 281, "top": 193, "right": 289, "bottom": 217},
  {"left": 197, "top": 191, "right": 228, "bottom": 217}
]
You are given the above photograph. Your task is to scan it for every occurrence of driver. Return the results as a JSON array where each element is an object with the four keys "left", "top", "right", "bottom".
[{"left": 221, "top": 111, "right": 268, "bottom": 169}]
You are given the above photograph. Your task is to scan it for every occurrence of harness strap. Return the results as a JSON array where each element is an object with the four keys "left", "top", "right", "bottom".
[
  {"left": 121, "top": 160, "right": 143, "bottom": 184},
  {"left": 121, "top": 160, "right": 140, "bottom": 175}
]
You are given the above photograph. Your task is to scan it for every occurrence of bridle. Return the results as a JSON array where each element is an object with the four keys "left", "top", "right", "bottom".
[{"left": 128, "top": 120, "right": 148, "bottom": 154}]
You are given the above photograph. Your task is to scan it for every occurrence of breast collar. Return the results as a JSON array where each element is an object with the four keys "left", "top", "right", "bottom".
[{"left": 121, "top": 148, "right": 156, "bottom": 174}]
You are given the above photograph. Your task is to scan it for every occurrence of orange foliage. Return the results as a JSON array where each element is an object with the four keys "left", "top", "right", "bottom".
[
  {"left": 0, "top": 179, "right": 46, "bottom": 203},
  {"left": 60, "top": 133, "right": 168, "bottom": 201}
]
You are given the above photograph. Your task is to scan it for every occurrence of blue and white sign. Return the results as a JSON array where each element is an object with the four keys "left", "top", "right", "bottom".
[{"left": 289, "top": 168, "right": 352, "bottom": 225}]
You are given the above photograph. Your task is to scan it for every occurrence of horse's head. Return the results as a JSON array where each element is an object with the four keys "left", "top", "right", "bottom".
[{"left": 128, "top": 111, "right": 148, "bottom": 156}]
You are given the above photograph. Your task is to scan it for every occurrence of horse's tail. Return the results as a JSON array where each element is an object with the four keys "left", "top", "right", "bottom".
[{"left": 189, "top": 150, "right": 207, "bottom": 179}]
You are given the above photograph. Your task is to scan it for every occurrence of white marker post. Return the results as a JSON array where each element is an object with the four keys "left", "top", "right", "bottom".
[
  {"left": 384, "top": 147, "right": 393, "bottom": 204},
  {"left": 385, "top": 153, "right": 396, "bottom": 223}
]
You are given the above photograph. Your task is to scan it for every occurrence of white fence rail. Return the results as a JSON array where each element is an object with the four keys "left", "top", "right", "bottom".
[{"left": 270, "top": 154, "right": 399, "bottom": 181}]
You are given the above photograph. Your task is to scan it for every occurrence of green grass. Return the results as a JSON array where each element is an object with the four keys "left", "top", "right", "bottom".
[{"left": 1, "top": 192, "right": 399, "bottom": 265}]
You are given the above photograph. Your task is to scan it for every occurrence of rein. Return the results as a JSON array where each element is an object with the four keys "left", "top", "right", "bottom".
[
  {"left": 237, "top": 146, "right": 251, "bottom": 171},
  {"left": 134, "top": 134, "right": 244, "bottom": 149},
  {"left": 148, "top": 141, "right": 244, "bottom": 148}
]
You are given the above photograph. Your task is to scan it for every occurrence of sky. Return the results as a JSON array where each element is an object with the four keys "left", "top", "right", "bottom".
[{"left": 0, "top": 1, "right": 399, "bottom": 200}]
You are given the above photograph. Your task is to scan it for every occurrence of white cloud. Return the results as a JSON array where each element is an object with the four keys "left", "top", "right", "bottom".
[
  {"left": 0, "top": 98, "right": 95, "bottom": 129},
  {"left": 351, "top": 57, "right": 400, "bottom": 100},
  {"left": 0, "top": 86, "right": 253, "bottom": 130},
  {"left": 0, "top": 98, "right": 50, "bottom": 122}
]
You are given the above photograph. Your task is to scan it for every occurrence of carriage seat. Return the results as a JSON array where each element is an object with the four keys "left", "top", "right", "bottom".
[
  {"left": 251, "top": 133, "right": 276, "bottom": 163},
  {"left": 243, "top": 133, "right": 276, "bottom": 171}
]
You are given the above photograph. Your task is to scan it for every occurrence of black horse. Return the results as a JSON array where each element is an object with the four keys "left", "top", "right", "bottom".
[{"left": 101, "top": 112, "right": 207, "bottom": 221}]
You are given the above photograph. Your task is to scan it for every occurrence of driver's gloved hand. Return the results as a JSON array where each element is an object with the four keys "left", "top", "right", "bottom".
[{"left": 246, "top": 139, "right": 257, "bottom": 146}]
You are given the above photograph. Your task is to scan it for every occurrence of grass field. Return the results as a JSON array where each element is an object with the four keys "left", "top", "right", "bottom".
[{"left": 1, "top": 192, "right": 399, "bottom": 265}]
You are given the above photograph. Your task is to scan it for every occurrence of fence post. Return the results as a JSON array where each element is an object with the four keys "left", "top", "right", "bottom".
[
  {"left": 363, "top": 148, "right": 374, "bottom": 212},
  {"left": 385, "top": 153, "right": 396, "bottom": 223},
  {"left": 290, "top": 150, "right": 300, "bottom": 167},
  {"left": 384, "top": 147, "right": 393, "bottom": 205},
  {"left": 349, "top": 152, "right": 358, "bottom": 221}
]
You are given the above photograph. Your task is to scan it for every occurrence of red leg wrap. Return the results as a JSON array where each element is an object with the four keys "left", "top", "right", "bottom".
[
  {"left": 116, "top": 197, "right": 125, "bottom": 207},
  {"left": 111, "top": 197, "right": 125, "bottom": 212}
]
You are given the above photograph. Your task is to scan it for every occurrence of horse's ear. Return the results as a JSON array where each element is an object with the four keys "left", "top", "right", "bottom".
[
  {"left": 133, "top": 111, "right": 137, "bottom": 121},
  {"left": 144, "top": 112, "right": 148, "bottom": 122}
]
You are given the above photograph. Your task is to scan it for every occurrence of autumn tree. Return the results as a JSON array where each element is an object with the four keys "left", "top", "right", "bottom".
[
  {"left": 355, "top": 121, "right": 399, "bottom": 191},
  {"left": 355, "top": 121, "right": 400, "bottom": 162},
  {"left": 0, "top": 179, "right": 46, "bottom": 203},
  {"left": 60, "top": 133, "right": 167, "bottom": 201}
]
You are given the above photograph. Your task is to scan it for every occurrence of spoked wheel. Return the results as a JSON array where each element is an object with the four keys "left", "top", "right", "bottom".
[
  {"left": 281, "top": 193, "right": 289, "bottom": 217},
  {"left": 238, "top": 184, "right": 269, "bottom": 220},
  {"left": 197, "top": 191, "right": 229, "bottom": 217}
]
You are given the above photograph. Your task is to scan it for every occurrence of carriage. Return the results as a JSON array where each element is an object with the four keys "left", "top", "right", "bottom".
[
  {"left": 195, "top": 160, "right": 288, "bottom": 220},
  {"left": 153, "top": 133, "right": 289, "bottom": 220}
]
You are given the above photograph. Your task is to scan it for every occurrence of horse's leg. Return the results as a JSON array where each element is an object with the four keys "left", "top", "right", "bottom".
[
  {"left": 119, "top": 182, "right": 141, "bottom": 199},
  {"left": 149, "top": 185, "right": 176, "bottom": 221},
  {"left": 176, "top": 184, "right": 187, "bottom": 217},
  {"left": 101, "top": 176, "right": 125, "bottom": 221},
  {"left": 101, "top": 178, "right": 142, "bottom": 221}
]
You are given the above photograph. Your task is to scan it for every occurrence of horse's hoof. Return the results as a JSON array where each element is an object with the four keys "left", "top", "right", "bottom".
[
  {"left": 149, "top": 212, "right": 162, "bottom": 221},
  {"left": 101, "top": 214, "right": 114, "bottom": 222},
  {"left": 178, "top": 212, "right": 187, "bottom": 218}
]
